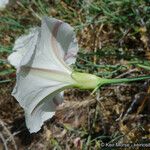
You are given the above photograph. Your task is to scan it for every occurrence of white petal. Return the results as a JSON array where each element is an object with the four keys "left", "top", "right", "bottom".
[
  {"left": 8, "top": 28, "right": 39, "bottom": 68},
  {"left": 18, "top": 18, "right": 71, "bottom": 74},
  {"left": 12, "top": 67, "right": 70, "bottom": 115},
  {"left": 12, "top": 67, "right": 70, "bottom": 133},
  {"left": 25, "top": 93, "right": 63, "bottom": 133},
  {"left": 64, "top": 36, "right": 78, "bottom": 65},
  {"left": 10, "top": 17, "right": 78, "bottom": 133},
  {"left": 37, "top": 17, "right": 70, "bottom": 73},
  {"left": 42, "top": 17, "right": 78, "bottom": 66},
  {"left": 7, "top": 51, "right": 23, "bottom": 68}
]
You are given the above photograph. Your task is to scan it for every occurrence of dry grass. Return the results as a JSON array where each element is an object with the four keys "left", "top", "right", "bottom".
[{"left": 0, "top": 0, "right": 150, "bottom": 149}]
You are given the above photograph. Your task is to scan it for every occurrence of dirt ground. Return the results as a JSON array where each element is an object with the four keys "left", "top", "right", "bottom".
[{"left": 0, "top": 1, "right": 150, "bottom": 150}]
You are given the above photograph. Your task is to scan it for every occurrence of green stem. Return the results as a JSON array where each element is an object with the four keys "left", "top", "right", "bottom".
[
  {"left": 136, "top": 64, "right": 150, "bottom": 71},
  {"left": 105, "top": 75, "right": 150, "bottom": 85}
]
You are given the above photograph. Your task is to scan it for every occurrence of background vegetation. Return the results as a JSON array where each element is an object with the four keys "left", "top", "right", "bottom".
[{"left": 0, "top": 0, "right": 150, "bottom": 149}]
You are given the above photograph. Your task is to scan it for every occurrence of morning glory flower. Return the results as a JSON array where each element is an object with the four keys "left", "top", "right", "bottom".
[{"left": 8, "top": 17, "right": 100, "bottom": 133}]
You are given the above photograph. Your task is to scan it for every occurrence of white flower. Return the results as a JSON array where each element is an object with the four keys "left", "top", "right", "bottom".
[
  {"left": 0, "top": 0, "right": 9, "bottom": 9},
  {"left": 8, "top": 17, "right": 101, "bottom": 133},
  {"left": 8, "top": 17, "right": 79, "bottom": 133}
]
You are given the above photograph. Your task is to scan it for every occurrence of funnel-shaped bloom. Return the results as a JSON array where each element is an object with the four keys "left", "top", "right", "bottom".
[{"left": 8, "top": 17, "right": 81, "bottom": 133}]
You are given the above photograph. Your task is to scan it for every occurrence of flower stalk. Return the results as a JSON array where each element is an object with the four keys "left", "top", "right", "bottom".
[{"left": 102, "top": 75, "right": 150, "bottom": 85}]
